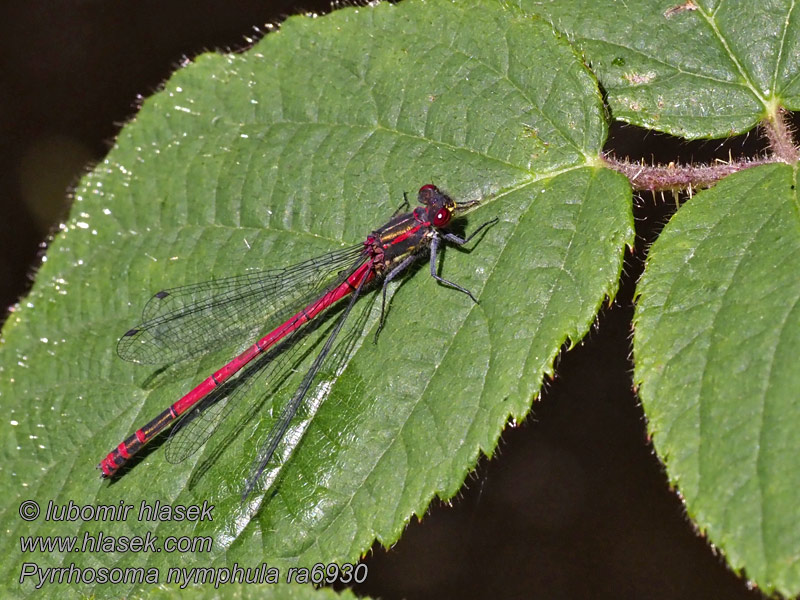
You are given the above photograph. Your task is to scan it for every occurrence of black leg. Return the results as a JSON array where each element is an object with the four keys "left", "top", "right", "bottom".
[
  {"left": 374, "top": 254, "right": 418, "bottom": 343},
  {"left": 374, "top": 217, "right": 497, "bottom": 341},
  {"left": 441, "top": 217, "right": 499, "bottom": 246},
  {"left": 430, "top": 235, "right": 479, "bottom": 303},
  {"left": 391, "top": 192, "right": 412, "bottom": 217}
]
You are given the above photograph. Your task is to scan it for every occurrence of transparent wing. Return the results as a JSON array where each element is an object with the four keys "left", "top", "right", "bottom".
[
  {"left": 162, "top": 268, "right": 374, "bottom": 485},
  {"left": 163, "top": 306, "right": 326, "bottom": 465},
  {"left": 117, "top": 244, "right": 364, "bottom": 365},
  {"left": 242, "top": 267, "right": 373, "bottom": 500}
]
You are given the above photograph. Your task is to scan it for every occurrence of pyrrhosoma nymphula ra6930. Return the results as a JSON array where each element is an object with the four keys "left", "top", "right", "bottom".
[{"left": 99, "top": 185, "right": 497, "bottom": 500}]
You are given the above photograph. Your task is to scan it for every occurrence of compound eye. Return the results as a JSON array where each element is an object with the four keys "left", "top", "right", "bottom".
[
  {"left": 419, "top": 184, "right": 438, "bottom": 194},
  {"left": 433, "top": 208, "right": 451, "bottom": 227}
]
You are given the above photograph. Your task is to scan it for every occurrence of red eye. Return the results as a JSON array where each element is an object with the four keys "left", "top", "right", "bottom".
[
  {"left": 419, "top": 184, "right": 438, "bottom": 193},
  {"left": 433, "top": 208, "right": 451, "bottom": 227}
]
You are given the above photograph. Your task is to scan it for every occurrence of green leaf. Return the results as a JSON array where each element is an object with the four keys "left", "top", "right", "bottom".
[
  {"left": 144, "top": 582, "right": 364, "bottom": 600},
  {"left": 531, "top": 0, "right": 800, "bottom": 138},
  {"left": 633, "top": 164, "right": 800, "bottom": 595},
  {"left": 0, "top": 1, "right": 632, "bottom": 598},
  {"left": 527, "top": 0, "right": 800, "bottom": 593}
]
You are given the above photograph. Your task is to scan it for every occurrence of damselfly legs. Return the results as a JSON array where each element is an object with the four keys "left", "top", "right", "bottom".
[{"left": 99, "top": 185, "right": 496, "bottom": 500}]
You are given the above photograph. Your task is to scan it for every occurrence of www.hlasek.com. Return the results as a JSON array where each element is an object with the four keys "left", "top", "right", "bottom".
[{"left": 18, "top": 500, "right": 368, "bottom": 589}]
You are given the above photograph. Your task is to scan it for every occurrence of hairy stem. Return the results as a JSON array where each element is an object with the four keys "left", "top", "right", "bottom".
[
  {"left": 763, "top": 107, "right": 799, "bottom": 164},
  {"left": 602, "top": 154, "right": 776, "bottom": 193}
]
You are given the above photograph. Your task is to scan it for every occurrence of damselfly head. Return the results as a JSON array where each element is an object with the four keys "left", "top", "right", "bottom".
[{"left": 418, "top": 184, "right": 478, "bottom": 229}]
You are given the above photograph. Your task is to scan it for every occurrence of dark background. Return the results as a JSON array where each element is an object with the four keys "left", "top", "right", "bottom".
[{"left": 0, "top": 2, "right": 770, "bottom": 598}]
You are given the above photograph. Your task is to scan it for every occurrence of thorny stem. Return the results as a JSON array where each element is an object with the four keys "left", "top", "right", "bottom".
[
  {"left": 763, "top": 107, "right": 799, "bottom": 164},
  {"left": 603, "top": 154, "right": 776, "bottom": 194},
  {"left": 603, "top": 109, "right": 797, "bottom": 193}
]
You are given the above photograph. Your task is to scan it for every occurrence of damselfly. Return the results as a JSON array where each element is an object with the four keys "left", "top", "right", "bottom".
[{"left": 99, "top": 185, "right": 496, "bottom": 500}]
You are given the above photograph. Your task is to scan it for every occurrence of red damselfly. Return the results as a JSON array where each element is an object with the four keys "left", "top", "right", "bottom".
[{"left": 99, "top": 185, "right": 496, "bottom": 500}]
